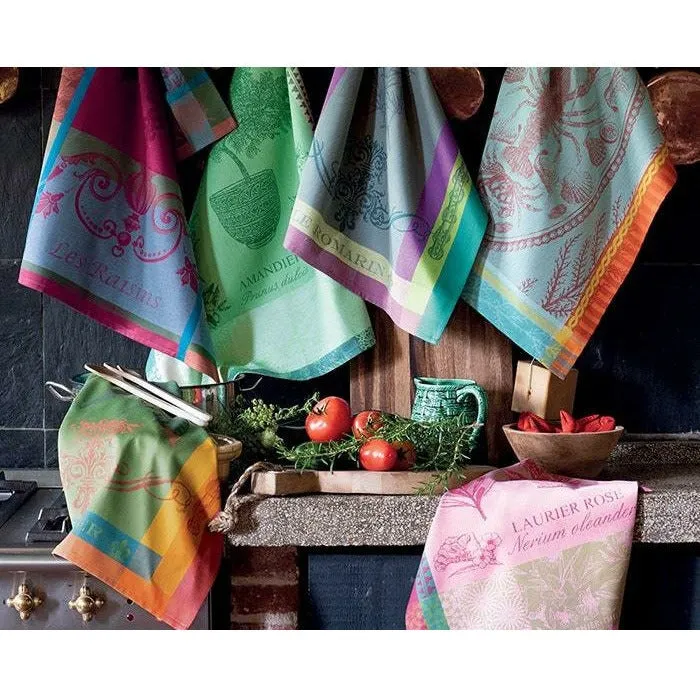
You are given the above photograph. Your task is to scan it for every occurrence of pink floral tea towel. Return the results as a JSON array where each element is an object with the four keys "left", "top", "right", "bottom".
[{"left": 406, "top": 460, "right": 638, "bottom": 629}]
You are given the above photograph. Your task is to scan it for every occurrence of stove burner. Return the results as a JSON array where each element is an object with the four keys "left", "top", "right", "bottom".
[
  {"left": 25, "top": 493, "right": 71, "bottom": 544},
  {"left": 0, "top": 471, "right": 38, "bottom": 529}
]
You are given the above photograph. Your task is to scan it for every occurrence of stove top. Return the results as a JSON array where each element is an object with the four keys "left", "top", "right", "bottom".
[
  {"left": 0, "top": 470, "right": 66, "bottom": 549},
  {"left": 25, "top": 492, "right": 71, "bottom": 544},
  {"left": 0, "top": 471, "right": 38, "bottom": 529}
]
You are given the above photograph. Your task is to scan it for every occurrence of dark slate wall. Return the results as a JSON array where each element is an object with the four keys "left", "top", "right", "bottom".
[{"left": 1, "top": 68, "right": 699, "bottom": 468}]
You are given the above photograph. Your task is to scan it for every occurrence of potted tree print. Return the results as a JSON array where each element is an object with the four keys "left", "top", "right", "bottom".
[{"left": 208, "top": 69, "right": 291, "bottom": 250}]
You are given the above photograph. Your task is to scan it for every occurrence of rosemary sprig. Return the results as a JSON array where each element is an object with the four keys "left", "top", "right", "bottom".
[{"left": 276, "top": 434, "right": 360, "bottom": 472}]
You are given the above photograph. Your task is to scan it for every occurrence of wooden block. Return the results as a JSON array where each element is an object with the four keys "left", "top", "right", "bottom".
[
  {"left": 350, "top": 306, "right": 412, "bottom": 417},
  {"left": 511, "top": 361, "right": 578, "bottom": 420},
  {"left": 411, "top": 301, "right": 514, "bottom": 464},
  {"left": 250, "top": 467, "right": 491, "bottom": 496}
]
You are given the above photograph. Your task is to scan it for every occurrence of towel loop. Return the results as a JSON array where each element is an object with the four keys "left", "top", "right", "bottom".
[
  {"left": 527, "top": 358, "right": 536, "bottom": 398},
  {"left": 208, "top": 461, "right": 273, "bottom": 534}
]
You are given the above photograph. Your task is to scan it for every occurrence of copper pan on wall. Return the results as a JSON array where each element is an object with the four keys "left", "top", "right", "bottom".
[
  {"left": 0, "top": 68, "right": 19, "bottom": 105},
  {"left": 428, "top": 67, "right": 485, "bottom": 120},
  {"left": 647, "top": 70, "right": 700, "bottom": 166}
]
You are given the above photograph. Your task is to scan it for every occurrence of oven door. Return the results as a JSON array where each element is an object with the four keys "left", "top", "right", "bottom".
[{"left": 1, "top": 553, "right": 210, "bottom": 630}]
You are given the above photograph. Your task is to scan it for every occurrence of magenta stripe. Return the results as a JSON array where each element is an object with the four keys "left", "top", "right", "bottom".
[
  {"left": 395, "top": 122, "right": 459, "bottom": 279},
  {"left": 322, "top": 67, "right": 348, "bottom": 111},
  {"left": 285, "top": 225, "right": 421, "bottom": 333},
  {"left": 19, "top": 267, "right": 217, "bottom": 378}
]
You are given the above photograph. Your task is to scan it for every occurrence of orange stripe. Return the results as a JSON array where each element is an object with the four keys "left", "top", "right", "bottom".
[
  {"left": 553, "top": 149, "right": 676, "bottom": 375},
  {"left": 150, "top": 477, "right": 219, "bottom": 597},
  {"left": 54, "top": 535, "right": 169, "bottom": 618}
]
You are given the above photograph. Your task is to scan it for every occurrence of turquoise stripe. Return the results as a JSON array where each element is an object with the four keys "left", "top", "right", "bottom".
[
  {"left": 215, "top": 329, "right": 375, "bottom": 382},
  {"left": 74, "top": 511, "right": 161, "bottom": 580},
  {"left": 415, "top": 557, "right": 450, "bottom": 629},
  {"left": 420, "top": 593, "right": 450, "bottom": 629},
  {"left": 32, "top": 67, "right": 96, "bottom": 211},
  {"left": 177, "top": 294, "right": 203, "bottom": 360},
  {"left": 416, "top": 184, "right": 488, "bottom": 343},
  {"left": 462, "top": 269, "right": 558, "bottom": 363},
  {"left": 166, "top": 70, "right": 208, "bottom": 103}
]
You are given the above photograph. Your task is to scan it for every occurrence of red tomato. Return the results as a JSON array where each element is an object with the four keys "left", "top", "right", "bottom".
[
  {"left": 359, "top": 439, "right": 398, "bottom": 471},
  {"left": 351, "top": 410, "right": 384, "bottom": 440},
  {"left": 392, "top": 441, "right": 416, "bottom": 471},
  {"left": 305, "top": 396, "right": 353, "bottom": 442}
]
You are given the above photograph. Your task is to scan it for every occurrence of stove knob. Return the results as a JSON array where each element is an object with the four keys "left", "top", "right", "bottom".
[
  {"left": 68, "top": 583, "right": 105, "bottom": 622},
  {"left": 5, "top": 582, "right": 43, "bottom": 621}
]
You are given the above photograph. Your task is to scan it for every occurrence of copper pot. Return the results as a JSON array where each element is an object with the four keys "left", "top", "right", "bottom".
[
  {"left": 0, "top": 68, "right": 19, "bottom": 105},
  {"left": 647, "top": 70, "right": 700, "bottom": 165},
  {"left": 428, "top": 67, "right": 485, "bottom": 120}
]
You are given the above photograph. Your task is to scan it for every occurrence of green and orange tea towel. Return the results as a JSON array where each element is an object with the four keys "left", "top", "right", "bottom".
[{"left": 54, "top": 374, "right": 222, "bottom": 629}]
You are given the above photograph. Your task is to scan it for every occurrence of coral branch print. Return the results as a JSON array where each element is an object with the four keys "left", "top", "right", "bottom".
[{"left": 540, "top": 211, "right": 609, "bottom": 317}]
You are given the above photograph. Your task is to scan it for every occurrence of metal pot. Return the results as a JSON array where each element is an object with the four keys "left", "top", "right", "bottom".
[{"left": 179, "top": 381, "right": 237, "bottom": 417}]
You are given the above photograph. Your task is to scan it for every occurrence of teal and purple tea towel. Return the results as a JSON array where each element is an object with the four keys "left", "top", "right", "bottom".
[
  {"left": 463, "top": 68, "right": 676, "bottom": 378},
  {"left": 147, "top": 67, "right": 374, "bottom": 385},
  {"left": 283, "top": 68, "right": 488, "bottom": 344}
]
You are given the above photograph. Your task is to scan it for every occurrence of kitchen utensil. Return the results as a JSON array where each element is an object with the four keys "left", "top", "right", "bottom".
[
  {"left": 647, "top": 70, "right": 700, "bottom": 165},
  {"left": 411, "top": 377, "right": 487, "bottom": 430},
  {"left": 107, "top": 364, "right": 211, "bottom": 425},
  {"left": 83, "top": 364, "right": 211, "bottom": 427},
  {"left": 502, "top": 423, "right": 624, "bottom": 478},
  {"left": 428, "top": 67, "right": 485, "bottom": 120}
]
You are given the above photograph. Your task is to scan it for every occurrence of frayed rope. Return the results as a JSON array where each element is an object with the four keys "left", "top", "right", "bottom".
[{"left": 208, "top": 461, "right": 273, "bottom": 534}]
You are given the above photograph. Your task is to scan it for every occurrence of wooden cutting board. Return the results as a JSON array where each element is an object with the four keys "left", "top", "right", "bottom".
[{"left": 250, "top": 467, "right": 492, "bottom": 496}]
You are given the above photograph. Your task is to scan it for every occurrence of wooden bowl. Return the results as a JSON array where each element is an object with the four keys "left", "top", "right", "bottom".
[{"left": 502, "top": 424, "right": 624, "bottom": 479}]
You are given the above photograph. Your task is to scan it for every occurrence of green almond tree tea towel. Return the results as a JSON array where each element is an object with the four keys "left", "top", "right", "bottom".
[{"left": 147, "top": 68, "right": 374, "bottom": 384}]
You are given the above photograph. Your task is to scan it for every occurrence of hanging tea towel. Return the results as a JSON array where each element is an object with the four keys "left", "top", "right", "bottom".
[
  {"left": 463, "top": 68, "right": 676, "bottom": 378},
  {"left": 19, "top": 68, "right": 221, "bottom": 377},
  {"left": 54, "top": 375, "right": 222, "bottom": 629},
  {"left": 406, "top": 460, "right": 638, "bottom": 629},
  {"left": 147, "top": 68, "right": 374, "bottom": 384},
  {"left": 284, "top": 68, "right": 488, "bottom": 344},
  {"left": 160, "top": 67, "right": 237, "bottom": 160}
]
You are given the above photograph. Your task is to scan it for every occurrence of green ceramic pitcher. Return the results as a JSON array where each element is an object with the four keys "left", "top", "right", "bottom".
[{"left": 411, "top": 377, "right": 488, "bottom": 429}]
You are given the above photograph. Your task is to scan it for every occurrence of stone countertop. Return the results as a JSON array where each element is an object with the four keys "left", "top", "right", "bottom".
[{"left": 227, "top": 440, "right": 700, "bottom": 548}]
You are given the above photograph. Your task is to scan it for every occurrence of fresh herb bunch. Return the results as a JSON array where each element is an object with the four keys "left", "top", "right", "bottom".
[
  {"left": 209, "top": 392, "right": 318, "bottom": 463},
  {"left": 277, "top": 434, "right": 360, "bottom": 471},
  {"left": 277, "top": 412, "right": 481, "bottom": 491}
]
